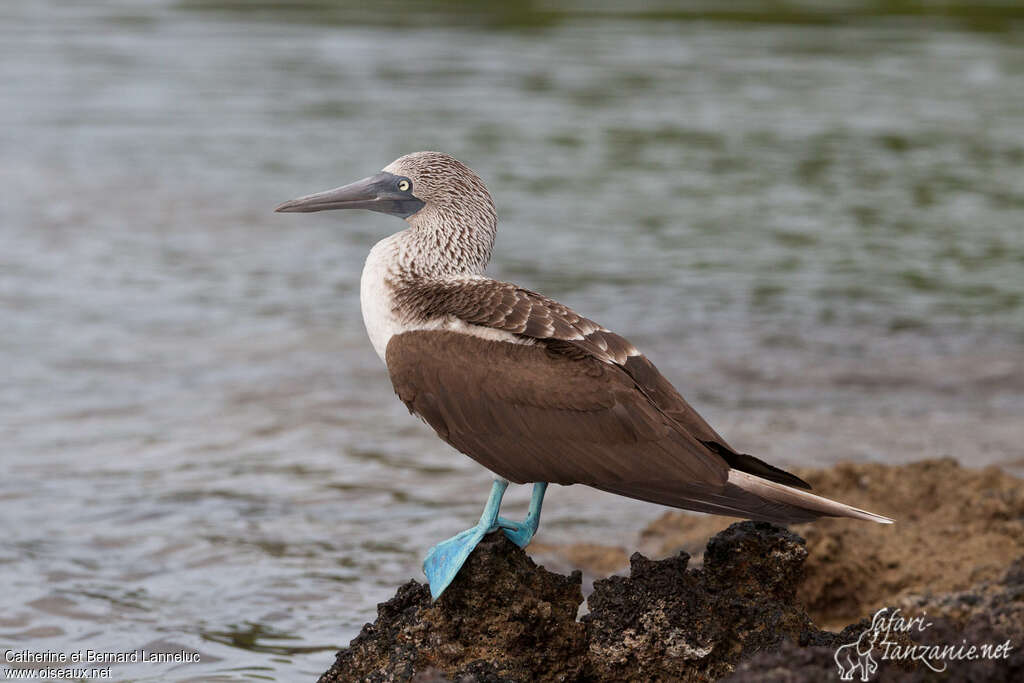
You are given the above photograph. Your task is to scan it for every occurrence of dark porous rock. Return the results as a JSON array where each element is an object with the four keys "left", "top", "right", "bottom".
[
  {"left": 320, "top": 461, "right": 1024, "bottom": 682},
  {"left": 321, "top": 521, "right": 832, "bottom": 682},
  {"left": 583, "top": 521, "right": 816, "bottom": 681},
  {"left": 317, "top": 532, "right": 587, "bottom": 683},
  {"left": 320, "top": 521, "right": 1021, "bottom": 682}
]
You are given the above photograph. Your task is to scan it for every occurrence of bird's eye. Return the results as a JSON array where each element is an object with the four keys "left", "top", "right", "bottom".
[{"left": 397, "top": 179, "right": 410, "bottom": 192}]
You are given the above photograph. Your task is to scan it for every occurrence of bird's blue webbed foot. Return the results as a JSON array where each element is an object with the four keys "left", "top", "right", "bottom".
[
  {"left": 423, "top": 480, "right": 549, "bottom": 600},
  {"left": 423, "top": 478, "right": 508, "bottom": 600},
  {"left": 497, "top": 482, "right": 548, "bottom": 548},
  {"left": 422, "top": 526, "right": 493, "bottom": 599}
]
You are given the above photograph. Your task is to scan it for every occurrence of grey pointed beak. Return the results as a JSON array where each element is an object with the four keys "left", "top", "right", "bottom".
[{"left": 274, "top": 171, "right": 424, "bottom": 218}]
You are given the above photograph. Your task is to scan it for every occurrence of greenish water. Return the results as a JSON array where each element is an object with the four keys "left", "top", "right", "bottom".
[{"left": 1, "top": 1, "right": 1022, "bottom": 680}]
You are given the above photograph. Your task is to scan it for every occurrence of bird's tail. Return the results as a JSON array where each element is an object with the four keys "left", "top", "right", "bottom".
[
  {"left": 594, "top": 469, "right": 893, "bottom": 525},
  {"left": 725, "top": 469, "right": 893, "bottom": 524}
]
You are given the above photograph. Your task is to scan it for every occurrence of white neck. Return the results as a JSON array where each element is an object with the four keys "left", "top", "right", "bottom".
[
  {"left": 359, "top": 213, "right": 511, "bottom": 363},
  {"left": 359, "top": 228, "right": 484, "bottom": 362}
]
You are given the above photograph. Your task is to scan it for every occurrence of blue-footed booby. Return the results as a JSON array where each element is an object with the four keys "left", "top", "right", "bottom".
[{"left": 275, "top": 151, "right": 892, "bottom": 599}]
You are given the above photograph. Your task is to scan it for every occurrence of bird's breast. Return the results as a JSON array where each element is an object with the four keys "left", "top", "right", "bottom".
[
  {"left": 360, "top": 235, "right": 535, "bottom": 364},
  {"left": 360, "top": 236, "right": 405, "bottom": 362}
]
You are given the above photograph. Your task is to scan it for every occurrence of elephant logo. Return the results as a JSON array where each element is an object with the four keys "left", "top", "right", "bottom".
[{"left": 834, "top": 625, "right": 881, "bottom": 681}]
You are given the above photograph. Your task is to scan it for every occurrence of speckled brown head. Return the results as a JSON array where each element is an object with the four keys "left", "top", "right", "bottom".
[
  {"left": 276, "top": 151, "right": 498, "bottom": 274},
  {"left": 382, "top": 152, "right": 496, "bottom": 225}
]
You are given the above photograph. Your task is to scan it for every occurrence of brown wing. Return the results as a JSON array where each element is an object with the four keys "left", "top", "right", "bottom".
[
  {"left": 385, "top": 330, "right": 729, "bottom": 492},
  {"left": 395, "top": 279, "right": 637, "bottom": 364},
  {"left": 395, "top": 279, "right": 810, "bottom": 490}
]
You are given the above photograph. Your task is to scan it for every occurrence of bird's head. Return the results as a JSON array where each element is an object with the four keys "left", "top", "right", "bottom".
[
  {"left": 276, "top": 151, "right": 498, "bottom": 274},
  {"left": 275, "top": 151, "right": 496, "bottom": 231}
]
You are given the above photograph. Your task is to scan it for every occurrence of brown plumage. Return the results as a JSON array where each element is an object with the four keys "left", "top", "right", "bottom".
[
  {"left": 277, "top": 151, "right": 893, "bottom": 526},
  {"left": 387, "top": 330, "right": 726, "bottom": 488}
]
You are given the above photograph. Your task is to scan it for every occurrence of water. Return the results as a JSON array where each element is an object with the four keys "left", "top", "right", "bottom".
[{"left": 2, "top": 1, "right": 1023, "bottom": 679}]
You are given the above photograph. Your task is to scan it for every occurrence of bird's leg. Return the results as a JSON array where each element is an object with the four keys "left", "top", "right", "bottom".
[
  {"left": 422, "top": 478, "right": 509, "bottom": 600},
  {"left": 497, "top": 482, "right": 548, "bottom": 548}
]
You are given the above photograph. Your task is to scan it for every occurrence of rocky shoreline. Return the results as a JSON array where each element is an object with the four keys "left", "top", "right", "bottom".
[{"left": 319, "top": 460, "right": 1023, "bottom": 681}]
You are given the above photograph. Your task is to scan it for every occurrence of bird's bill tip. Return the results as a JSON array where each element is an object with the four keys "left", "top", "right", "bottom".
[
  {"left": 272, "top": 176, "right": 380, "bottom": 214},
  {"left": 273, "top": 198, "right": 308, "bottom": 213}
]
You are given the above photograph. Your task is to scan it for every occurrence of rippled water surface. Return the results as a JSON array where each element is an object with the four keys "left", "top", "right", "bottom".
[{"left": 2, "top": 1, "right": 1023, "bottom": 680}]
